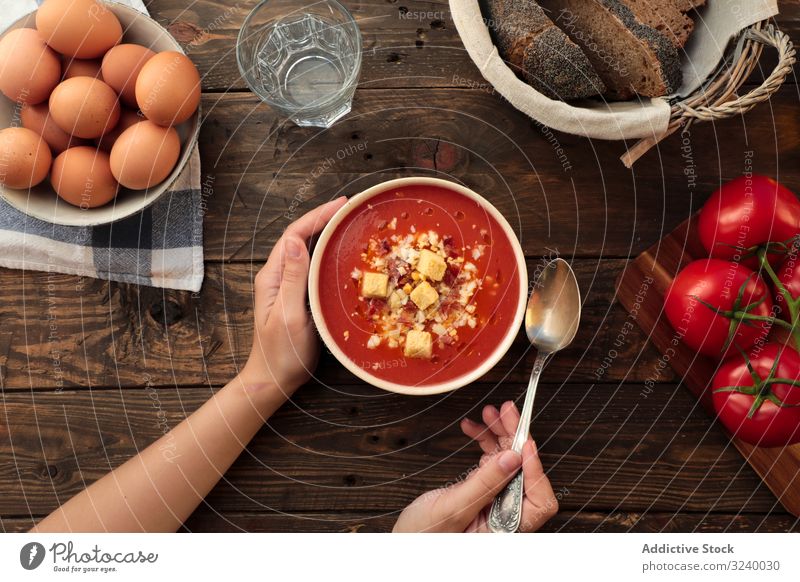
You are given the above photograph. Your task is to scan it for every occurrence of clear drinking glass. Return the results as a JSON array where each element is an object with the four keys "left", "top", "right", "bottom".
[{"left": 237, "top": 0, "right": 362, "bottom": 128}]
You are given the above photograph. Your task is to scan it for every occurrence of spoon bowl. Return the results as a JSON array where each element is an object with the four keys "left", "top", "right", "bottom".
[{"left": 525, "top": 259, "right": 582, "bottom": 352}]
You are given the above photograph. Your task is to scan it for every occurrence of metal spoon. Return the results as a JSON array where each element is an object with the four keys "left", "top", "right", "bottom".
[{"left": 488, "top": 258, "right": 581, "bottom": 533}]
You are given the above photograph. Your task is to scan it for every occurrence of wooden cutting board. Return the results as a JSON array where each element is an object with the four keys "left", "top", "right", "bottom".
[{"left": 616, "top": 215, "right": 800, "bottom": 517}]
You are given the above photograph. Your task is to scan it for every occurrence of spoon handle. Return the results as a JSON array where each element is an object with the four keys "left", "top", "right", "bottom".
[{"left": 488, "top": 350, "right": 550, "bottom": 533}]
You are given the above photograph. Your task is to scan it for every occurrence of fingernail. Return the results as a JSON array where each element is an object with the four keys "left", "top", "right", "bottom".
[
  {"left": 498, "top": 450, "right": 522, "bottom": 473},
  {"left": 285, "top": 238, "right": 302, "bottom": 258}
]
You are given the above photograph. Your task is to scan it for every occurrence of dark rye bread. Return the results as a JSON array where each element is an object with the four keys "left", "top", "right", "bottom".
[
  {"left": 539, "top": 0, "right": 683, "bottom": 99},
  {"left": 483, "top": 0, "right": 606, "bottom": 100},
  {"left": 621, "top": 0, "right": 694, "bottom": 48}
]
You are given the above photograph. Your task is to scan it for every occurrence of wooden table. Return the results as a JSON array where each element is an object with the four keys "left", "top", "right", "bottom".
[{"left": 2, "top": 0, "right": 800, "bottom": 533}]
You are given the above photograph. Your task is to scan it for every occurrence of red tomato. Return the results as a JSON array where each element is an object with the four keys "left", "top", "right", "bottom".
[
  {"left": 774, "top": 252, "right": 800, "bottom": 321},
  {"left": 712, "top": 342, "right": 800, "bottom": 447},
  {"left": 698, "top": 175, "right": 800, "bottom": 267},
  {"left": 664, "top": 259, "right": 773, "bottom": 358}
]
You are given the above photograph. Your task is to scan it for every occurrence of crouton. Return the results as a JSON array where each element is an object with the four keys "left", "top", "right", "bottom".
[
  {"left": 410, "top": 281, "right": 438, "bottom": 310},
  {"left": 417, "top": 249, "right": 447, "bottom": 281},
  {"left": 404, "top": 330, "right": 432, "bottom": 359},
  {"left": 361, "top": 271, "right": 389, "bottom": 298}
]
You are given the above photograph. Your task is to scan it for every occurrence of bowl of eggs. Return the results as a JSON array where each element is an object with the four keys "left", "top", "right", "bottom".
[{"left": 0, "top": 0, "right": 201, "bottom": 226}]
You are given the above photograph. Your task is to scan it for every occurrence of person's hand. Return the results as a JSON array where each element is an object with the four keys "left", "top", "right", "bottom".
[
  {"left": 393, "top": 401, "right": 558, "bottom": 532},
  {"left": 239, "top": 197, "right": 347, "bottom": 396}
]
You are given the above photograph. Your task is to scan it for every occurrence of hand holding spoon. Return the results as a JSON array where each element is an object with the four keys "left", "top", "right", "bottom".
[{"left": 488, "top": 258, "right": 581, "bottom": 533}]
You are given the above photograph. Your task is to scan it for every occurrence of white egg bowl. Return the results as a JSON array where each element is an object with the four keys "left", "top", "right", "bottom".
[{"left": 0, "top": 1, "right": 200, "bottom": 227}]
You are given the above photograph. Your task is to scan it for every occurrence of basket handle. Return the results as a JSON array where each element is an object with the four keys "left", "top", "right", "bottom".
[{"left": 621, "top": 23, "right": 796, "bottom": 168}]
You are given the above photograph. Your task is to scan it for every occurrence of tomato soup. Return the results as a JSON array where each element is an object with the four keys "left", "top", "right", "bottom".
[{"left": 317, "top": 184, "right": 522, "bottom": 387}]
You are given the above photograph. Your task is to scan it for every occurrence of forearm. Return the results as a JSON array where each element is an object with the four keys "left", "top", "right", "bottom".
[{"left": 32, "top": 375, "right": 289, "bottom": 532}]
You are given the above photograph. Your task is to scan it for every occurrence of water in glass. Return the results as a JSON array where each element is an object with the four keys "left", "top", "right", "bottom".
[{"left": 254, "top": 13, "right": 358, "bottom": 126}]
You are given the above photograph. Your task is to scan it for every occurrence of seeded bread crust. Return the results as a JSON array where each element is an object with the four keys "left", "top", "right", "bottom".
[
  {"left": 621, "top": 0, "right": 694, "bottom": 48},
  {"left": 599, "top": 0, "right": 683, "bottom": 95},
  {"left": 485, "top": 0, "right": 550, "bottom": 55},
  {"left": 483, "top": 0, "right": 606, "bottom": 100},
  {"left": 523, "top": 26, "right": 608, "bottom": 100}
]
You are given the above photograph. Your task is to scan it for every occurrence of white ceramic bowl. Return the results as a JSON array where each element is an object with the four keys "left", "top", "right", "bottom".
[
  {"left": 0, "top": 1, "right": 200, "bottom": 226},
  {"left": 308, "top": 177, "right": 528, "bottom": 396}
]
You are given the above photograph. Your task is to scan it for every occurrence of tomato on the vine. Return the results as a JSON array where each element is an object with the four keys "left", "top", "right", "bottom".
[
  {"left": 712, "top": 342, "right": 800, "bottom": 447},
  {"left": 698, "top": 175, "right": 800, "bottom": 267},
  {"left": 664, "top": 259, "right": 773, "bottom": 358}
]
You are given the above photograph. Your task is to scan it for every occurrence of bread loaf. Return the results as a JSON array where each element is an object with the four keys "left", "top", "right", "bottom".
[
  {"left": 539, "top": 0, "right": 683, "bottom": 99},
  {"left": 483, "top": 0, "right": 606, "bottom": 100}
]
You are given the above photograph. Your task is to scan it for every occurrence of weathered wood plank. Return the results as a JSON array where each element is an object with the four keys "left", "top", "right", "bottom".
[
  {"left": 180, "top": 510, "right": 800, "bottom": 532},
  {"left": 545, "top": 512, "right": 800, "bottom": 533},
  {"left": 1, "top": 512, "right": 399, "bottom": 533},
  {"left": 142, "top": 0, "right": 800, "bottom": 91},
  {"left": 0, "top": 259, "right": 669, "bottom": 390},
  {"left": 197, "top": 90, "right": 800, "bottom": 180},
  {"left": 182, "top": 510, "right": 800, "bottom": 533},
  {"left": 8, "top": 510, "right": 796, "bottom": 532},
  {"left": 0, "top": 381, "right": 783, "bottom": 516},
  {"left": 152, "top": 0, "right": 480, "bottom": 91},
  {"left": 194, "top": 87, "right": 800, "bottom": 261}
]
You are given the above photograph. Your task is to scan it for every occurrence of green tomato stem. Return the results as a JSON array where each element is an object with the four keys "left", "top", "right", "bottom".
[
  {"left": 735, "top": 313, "right": 794, "bottom": 330},
  {"left": 757, "top": 248, "right": 800, "bottom": 352}
]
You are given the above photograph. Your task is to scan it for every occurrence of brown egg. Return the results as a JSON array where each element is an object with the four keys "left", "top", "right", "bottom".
[
  {"left": 136, "top": 51, "right": 201, "bottom": 126},
  {"left": 49, "top": 77, "right": 120, "bottom": 139},
  {"left": 96, "top": 108, "right": 142, "bottom": 152},
  {"left": 0, "top": 127, "right": 52, "bottom": 189},
  {"left": 110, "top": 121, "right": 180, "bottom": 190},
  {"left": 0, "top": 28, "right": 61, "bottom": 104},
  {"left": 36, "top": 0, "right": 122, "bottom": 59},
  {"left": 102, "top": 44, "right": 156, "bottom": 108},
  {"left": 51, "top": 146, "right": 118, "bottom": 208},
  {"left": 62, "top": 57, "right": 102, "bottom": 80},
  {"left": 21, "top": 102, "right": 88, "bottom": 154}
]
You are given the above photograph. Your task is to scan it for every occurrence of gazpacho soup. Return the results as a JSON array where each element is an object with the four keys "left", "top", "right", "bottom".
[{"left": 317, "top": 184, "right": 522, "bottom": 387}]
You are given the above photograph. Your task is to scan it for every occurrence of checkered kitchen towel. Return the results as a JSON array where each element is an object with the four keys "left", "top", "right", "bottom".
[{"left": 0, "top": 0, "right": 204, "bottom": 292}]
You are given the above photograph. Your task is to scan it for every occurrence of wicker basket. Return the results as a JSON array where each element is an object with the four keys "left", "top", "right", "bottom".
[
  {"left": 451, "top": 0, "right": 795, "bottom": 168},
  {"left": 622, "top": 21, "right": 796, "bottom": 167}
]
